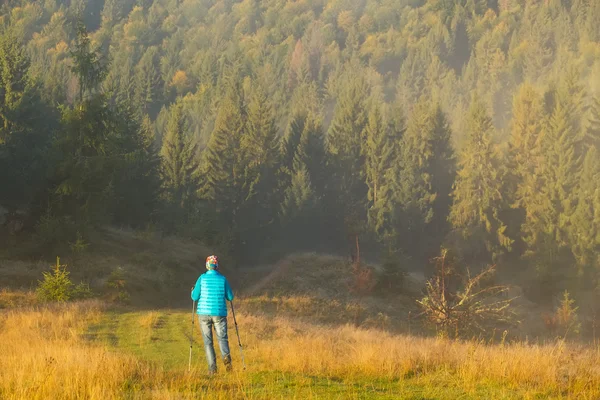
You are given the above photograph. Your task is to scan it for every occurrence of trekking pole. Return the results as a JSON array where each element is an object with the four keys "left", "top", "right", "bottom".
[
  {"left": 188, "top": 298, "right": 195, "bottom": 372},
  {"left": 230, "top": 300, "right": 246, "bottom": 370}
]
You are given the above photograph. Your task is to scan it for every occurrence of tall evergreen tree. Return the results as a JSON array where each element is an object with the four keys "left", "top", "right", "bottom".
[
  {"left": 585, "top": 95, "right": 600, "bottom": 149},
  {"left": 160, "top": 103, "right": 200, "bottom": 212},
  {"left": 0, "top": 30, "right": 54, "bottom": 217},
  {"left": 449, "top": 97, "right": 512, "bottom": 260},
  {"left": 112, "top": 114, "right": 161, "bottom": 226},
  {"left": 363, "top": 102, "right": 401, "bottom": 247},
  {"left": 201, "top": 79, "right": 247, "bottom": 251},
  {"left": 54, "top": 97, "right": 146, "bottom": 227},
  {"left": 395, "top": 99, "right": 455, "bottom": 256},
  {"left": 0, "top": 31, "right": 32, "bottom": 141},
  {"left": 570, "top": 147, "right": 600, "bottom": 273},
  {"left": 278, "top": 111, "right": 326, "bottom": 249},
  {"left": 280, "top": 163, "right": 316, "bottom": 222},
  {"left": 508, "top": 83, "right": 546, "bottom": 208},
  {"left": 280, "top": 111, "right": 325, "bottom": 206},
  {"left": 520, "top": 95, "right": 581, "bottom": 278},
  {"left": 326, "top": 62, "right": 370, "bottom": 261},
  {"left": 238, "top": 83, "right": 280, "bottom": 251},
  {"left": 505, "top": 84, "right": 546, "bottom": 253},
  {"left": 69, "top": 22, "right": 107, "bottom": 104},
  {"left": 133, "top": 47, "right": 163, "bottom": 118}
]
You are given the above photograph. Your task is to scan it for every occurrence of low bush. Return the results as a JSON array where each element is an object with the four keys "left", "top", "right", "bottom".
[{"left": 36, "top": 257, "right": 93, "bottom": 302}]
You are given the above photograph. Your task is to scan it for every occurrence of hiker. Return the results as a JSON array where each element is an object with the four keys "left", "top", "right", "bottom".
[{"left": 191, "top": 255, "right": 235, "bottom": 374}]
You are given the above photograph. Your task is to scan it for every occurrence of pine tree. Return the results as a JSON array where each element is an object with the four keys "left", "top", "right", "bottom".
[
  {"left": 55, "top": 97, "right": 150, "bottom": 226},
  {"left": 586, "top": 0, "right": 600, "bottom": 42},
  {"left": 570, "top": 147, "right": 600, "bottom": 272},
  {"left": 160, "top": 103, "right": 200, "bottom": 211},
  {"left": 521, "top": 96, "right": 581, "bottom": 275},
  {"left": 585, "top": 95, "right": 600, "bottom": 150},
  {"left": 133, "top": 47, "right": 163, "bottom": 118},
  {"left": 201, "top": 79, "right": 247, "bottom": 251},
  {"left": 242, "top": 84, "right": 279, "bottom": 176},
  {"left": 0, "top": 31, "right": 31, "bottom": 141},
  {"left": 280, "top": 111, "right": 325, "bottom": 200},
  {"left": 111, "top": 112, "right": 161, "bottom": 227},
  {"left": 280, "top": 161, "right": 316, "bottom": 223},
  {"left": 0, "top": 31, "right": 54, "bottom": 215},
  {"left": 278, "top": 111, "right": 325, "bottom": 249},
  {"left": 546, "top": 99, "right": 580, "bottom": 245},
  {"left": 69, "top": 22, "right": 107, "bottom": 104},
  {"left": 201, "top": 81, "right": 245, "bottom": 206},
  {"left": 326, "top": 63, "right": 369, "bottom": 261},
  {"left": 101, "top": 0, "right": 122, "bottom": 28},
  {"left": 396, "top": 99, "right": 455, "bottom": 256},
  {"left": 280, "top": 114, "right": 306, "bottom": 177},
  {"left": 558, "top": 67, "right": 586, "bottom": 141},
  {"left": 363, "top": 102, "right": 401, "bottom": 246},
  {"left": 508, "top": 83, "right": 545, "bottom": 210},
  {"left": 449, "top": 97, "right": 512, "bottom": 260},
  {"left": 238, "top": 83, "right": 280, "bottom": 245},
  {"left": 364, "top": 103, "right": 388, "bottom": 208}
]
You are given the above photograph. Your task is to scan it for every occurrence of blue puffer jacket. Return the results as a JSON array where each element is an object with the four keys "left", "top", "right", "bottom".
[{"left": 191, "top": 270, "right": 234, "bottom": 317}]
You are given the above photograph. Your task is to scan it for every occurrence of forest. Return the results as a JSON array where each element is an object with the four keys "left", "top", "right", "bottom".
[{"left": 0, "top": 0, "right": 599, "bottom": 306}]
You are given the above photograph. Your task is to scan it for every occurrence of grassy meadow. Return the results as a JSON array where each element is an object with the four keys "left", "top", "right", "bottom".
[
  {"left": 1, "top": 295, "right": 600, "bottom": 399},
  {"left": 2, "top": 230, "right": 600, "bottom": 399}
]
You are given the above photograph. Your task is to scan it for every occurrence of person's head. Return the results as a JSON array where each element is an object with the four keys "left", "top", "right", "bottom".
[{"left": 206, "top": 255, "right": 219, "bottom": 270}]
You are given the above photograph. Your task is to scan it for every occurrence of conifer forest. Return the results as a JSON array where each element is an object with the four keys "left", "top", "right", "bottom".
[{"left": 1, "top": 0, "right": 600, "bottom": 306}]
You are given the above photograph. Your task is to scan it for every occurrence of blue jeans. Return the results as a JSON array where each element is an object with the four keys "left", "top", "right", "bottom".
[{"left": 199, "top": 315, "right": 231, "bottom": 372}]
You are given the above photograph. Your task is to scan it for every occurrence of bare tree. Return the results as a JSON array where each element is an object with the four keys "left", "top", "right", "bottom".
[{"left": 417, "top": 248, "right": 518, "bottom": 338}]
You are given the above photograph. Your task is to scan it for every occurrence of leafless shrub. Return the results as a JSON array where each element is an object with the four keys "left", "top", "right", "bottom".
[{"left": 417, "top": 248, "right": 518, "bottom": 338}]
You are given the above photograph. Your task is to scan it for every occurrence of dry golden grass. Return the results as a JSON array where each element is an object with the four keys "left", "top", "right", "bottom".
[
  {"left": 0, "top": 288, "right": 37, "bottom": 309},
  {"left": 2, "top": 295, "right": 600, "bottom": 398},
  {"left": 242, "top": 313, "right": 600, "bottom": 392},
  {"left": 0, "top": 302, "right": 204, "bottom": 400}
]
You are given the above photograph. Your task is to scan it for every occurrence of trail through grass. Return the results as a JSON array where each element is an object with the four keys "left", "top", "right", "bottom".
[{"left": 82, "top": 308, "right": 566, "bottom": 399}]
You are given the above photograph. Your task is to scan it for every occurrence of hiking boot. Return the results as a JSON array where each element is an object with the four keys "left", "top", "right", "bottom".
[{"left": 224, "top": 355, "right": 233, "bottom": 372}]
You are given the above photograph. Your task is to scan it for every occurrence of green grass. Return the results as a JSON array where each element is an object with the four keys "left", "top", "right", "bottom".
[{"left": 83, "top": 308, "right": 565, "bottom": 399}]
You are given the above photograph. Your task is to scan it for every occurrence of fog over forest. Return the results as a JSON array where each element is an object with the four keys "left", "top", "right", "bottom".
[{"left": 1, "top": 0, "right": 600, "bottom": 310}]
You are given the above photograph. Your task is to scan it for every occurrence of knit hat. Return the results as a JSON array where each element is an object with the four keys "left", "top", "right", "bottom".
[{"left": 206, "top": 255, "right": 219, "bottom": 270}]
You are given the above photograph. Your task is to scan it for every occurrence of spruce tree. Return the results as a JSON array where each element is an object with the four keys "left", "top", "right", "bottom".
[
  {"left": 201, "top": 79, "right": 247, "bottom": 252},
  {"left": 133, "top": 47, "right": 163, "bottom": 118},
  {"left": 585, "top": 95, "right": 600, "bottom": 149},
  {"left": 111, "top": 112, "right": 161, "bottom": 227},
  {"left": 280, "top": 113, "right": 306, "bottom": 178},
  {"left": 396, "top": 99, "right": 455, "bottom": 256},
  {"left": 280, "top": 111, "right": 325, "bottom": 204},
  {"left": 521, "top": 96, "right": 581, "bottom": 278},
  {"left": 326, "top": 64, "right": 369, "bottom": 261},
  {"left": 508, "top": 83, "right": 545, "bottom": 209},
  {"left": 201, "top": 81, "right": 245, "bottom": 208},
  {"left": 0, "top": 30, "right": 31, "bottom": 141},
  {"left": 364, "top": 103, "right": 388, "bottom": 208},
  {"left": 69, "top": 22, "right": 107, "bottom": 104},
  {"left": 160, "top": 103, "right": 200, "bottom": 211},
  {"left": 280, "top": 161, "right": 316, "bottom": 223},
  {"left": 242, "top": 84, "right": 279, "bottom": 176},
  {"left": 238, "top": 83, "right": 280, "bottom": 248},
  {"left": 364, "top": 102, "right": 402, "bottom": 247},
  {"left": 277, "top": 111, "right": 325, "bottom": 250},
  {"left": 570, "top": 147, "right": 600, "bottom": 272},
  {"left": 0, "top": 31, "right": 53, "bottom": 215},
  {"left": 449, "top": 97, "right": 512, "bottom": 260}
]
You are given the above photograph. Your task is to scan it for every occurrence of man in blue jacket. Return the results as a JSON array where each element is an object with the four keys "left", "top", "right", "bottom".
[{"left": 191, "top": 255, "right": 235, "bottom": 374}]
